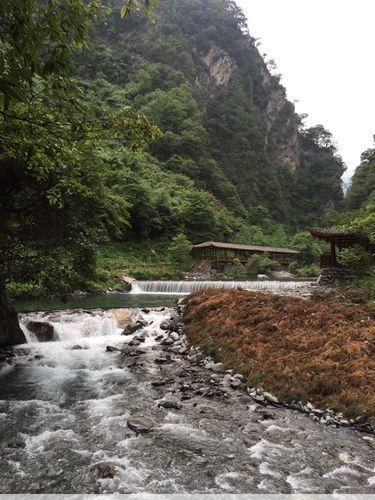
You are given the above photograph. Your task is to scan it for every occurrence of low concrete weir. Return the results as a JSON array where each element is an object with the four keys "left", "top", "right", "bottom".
[{"left": 132, "top": 280, "right": 314, "bottom": 295}]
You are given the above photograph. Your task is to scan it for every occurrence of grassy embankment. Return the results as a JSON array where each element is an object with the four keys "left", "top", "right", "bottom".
[{"left": 183, "top": 289, "right": 375, "bottom": 421}]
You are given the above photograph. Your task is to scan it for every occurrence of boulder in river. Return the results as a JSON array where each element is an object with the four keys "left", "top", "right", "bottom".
[
  {"left": 127, "top": 418, "right": 154, "bottom": 435},
  {"left": 121, "top": 319, "right": 148, "bottom": 336},
  {"left": 26, "top": 321, "right": 55, "bottom": 342},
  {"left": 0, "top": 285, "right": 26, "bottom": 348},
  {"left": 116, "top": 275, "right": 135, "bottom": 293},
  {"left": 111, "top": 308, "right": 136, "bottom": 328}
]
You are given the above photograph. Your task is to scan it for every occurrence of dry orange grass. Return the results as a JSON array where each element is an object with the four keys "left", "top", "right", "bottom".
[{"left": 183, "top": 290, "right": 375, "bottom": 419}]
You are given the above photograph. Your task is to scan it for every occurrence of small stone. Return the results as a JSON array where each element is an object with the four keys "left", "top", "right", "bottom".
[
  {"left": 263, "top": 392, "right": 279, "bottom": 405},
  {"left": 355, "top": 415, "right": 367, "bottom": 425},
  {"left": 70, "top": 345, "right": 83, "bottom": 350},
  {"left": 157, "top": 399, "right": 182, "bottom": 410},
  {"left": 106, "top": 345, "right": 120, "bottom": 352},
  {"left": 210, "top": 362, "right": 226, "bottom": 373},
  {"left": 127, "top": 418, "right": 154, "bottom": 435},
  {"left": 339, "top": 419, "right": 350, "bottom": 427},
  {"left": 170, "top": 332, "right": 179, "bottom": 341},
  {"left": 230, "top": 379, "right": 241, "bottom": 388},
  {"left": 151, "top": 379, "right": 174, "bottom": 387},
  {"left": 154, "top": 357, "right": 173, "bottom": 364}
]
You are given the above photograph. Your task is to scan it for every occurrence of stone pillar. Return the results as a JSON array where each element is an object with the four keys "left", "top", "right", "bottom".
[{"left": 317, "top": 267, "right": 356, "bottom": 287}]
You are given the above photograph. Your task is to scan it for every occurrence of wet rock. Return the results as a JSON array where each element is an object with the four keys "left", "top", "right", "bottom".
[
  {"left": 96, "top": 463, "right": 117, "bottom": 479},
  {"left": 355, "top": 415, "right": 367, "bottom": 425},
  {"left": 121, "top": 320, "right": 147, "bottom": 336},
  {"left": 106, "top": 345, "right": 120, "bottom": 352},
  {"left": 4, "top": 436, "right": 25, "bottom": 449},
  {"left": 26, "top": 321, "right": 55, "bottom": 342},
  {"left": 70, "top": 344, "right": 83, "bottom": 350},
  {"left": 339, "top": 418, "right": 350, "bottom": 427},
  {"left": 161, "top": 337, "right": 174, "bottom": 346},
  {"left": 116, "top": 275, "right": 135, "bottom": 293},
  {"left": 128, "top": 339, "right": 141, "bottom": 347},
  {"left": 0, "top": 350, "right": 14, "bottom": 361},
  {"left": 154, "top": 356, "right": 174, "bottom": 365},
  {"left": 151, "top": 379, "right": 174, "bottom": 387},
  {"left": 141, "top": 308, "right": 150, "bottom": 314},
  {"left": 170, "top": 332, "right": 180, "bottom": 341},
  {"left": 112, "top": 308, "right": 136, "bottom": 328},
  {"left": 127, "top": 418, "right": 154, "bottom": 435},
  {"left": 157, "top": 399, "right": 182, "bottom": 410},
  {"left": 160, "top": 317, "right": 182, "bottom": 332}
]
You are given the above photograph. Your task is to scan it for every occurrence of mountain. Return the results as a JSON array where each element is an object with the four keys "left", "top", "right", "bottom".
[
  {"left": 77, "top": 0, "right": 345, "bottom": 240},
  {"left": 346, "top": 147, "right": 375, "bottom": 210}
]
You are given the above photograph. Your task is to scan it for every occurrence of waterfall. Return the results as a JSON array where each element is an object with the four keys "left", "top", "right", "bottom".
[{"left": 131, "top": 280, "right": 313, "bottom": 295}]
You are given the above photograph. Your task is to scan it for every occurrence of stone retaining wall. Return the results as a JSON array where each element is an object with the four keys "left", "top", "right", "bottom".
[{"left": 317, "top": 267, "right": 355, "bottom": 287}]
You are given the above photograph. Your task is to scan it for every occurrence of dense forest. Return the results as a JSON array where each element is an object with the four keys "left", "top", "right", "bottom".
[
  {"left": 76, "top": 0, "right": 345, "bottom": 240},
  {"left": 0, "top": 0, "right": 373, "bottom": 311}
]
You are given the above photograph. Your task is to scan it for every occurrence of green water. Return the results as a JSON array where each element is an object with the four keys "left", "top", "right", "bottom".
[{"left": 14, "top": 293, "right": 179, "bottom": 313}]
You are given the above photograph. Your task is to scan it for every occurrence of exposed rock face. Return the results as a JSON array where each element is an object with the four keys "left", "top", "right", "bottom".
[
  {"left": 0, "top": 284, "right": 26, "bottom": 348},
  {"left": 197, "top": 45, "right": 237, "bottom": 94},
  {"left": 26, "top": 321, "right": 55, "bottom": 342}
]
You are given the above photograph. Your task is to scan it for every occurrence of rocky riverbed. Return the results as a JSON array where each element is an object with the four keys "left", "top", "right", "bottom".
[{"left": 0, "top": 306, "right": 374, "bottom": 494}]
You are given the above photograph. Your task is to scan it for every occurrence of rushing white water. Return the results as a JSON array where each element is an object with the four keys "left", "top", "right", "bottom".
[
  {"left": 132, "top": 280, "right": 313, "bottom": 295},
  {"left": 0, "top": 306, "right": 374, "bottom": 494}
]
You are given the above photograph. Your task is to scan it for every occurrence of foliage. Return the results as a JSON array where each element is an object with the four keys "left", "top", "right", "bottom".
[
  {"left": 346, "top": 148, "right": 375, "bottom": 210},
  {"left": 77, "top": 0, "right": 345, "bottom": 233},
  {"left": 245, "top": 254, "right": 277, "bottom": 277},
  {"left": 289, "top": 262, "right": 319, "bottom": 278},
  {"left": 290, "top": 231, "right": 322, "bottom": 265},
  {"left": 167, "top": 233, "right": 193, "bottom": 268},
  {"left": 0, "top": 0, "right": 157, "bottom": 300},
  {"left": 338, "top": 245, "right": 371, "bottom": 271}
]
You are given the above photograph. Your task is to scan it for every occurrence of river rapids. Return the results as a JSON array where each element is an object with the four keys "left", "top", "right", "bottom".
[{"left": 0, "top": 307, "right": 374, "bottom": 494}]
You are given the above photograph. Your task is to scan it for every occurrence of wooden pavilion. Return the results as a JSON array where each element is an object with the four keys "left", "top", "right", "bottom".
[
  {"left": 192, "top": 241, "right": 299, "bottom": 272},
  {"left": 310, "top": 228, "right": 374, "bottom": 268}
]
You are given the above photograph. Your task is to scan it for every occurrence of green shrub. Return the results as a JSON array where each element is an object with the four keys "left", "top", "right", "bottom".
[
  {"left": 338, "top": 245, "right": 371, "bottom": 271},
  {"left": 245, "top": 254, "right": 277, "bottom": 277},
  {"left": 167, "top": 233, "right": 193, "bottom": 268}
]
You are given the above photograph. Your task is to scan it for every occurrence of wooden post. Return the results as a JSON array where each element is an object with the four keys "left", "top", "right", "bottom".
[{"left": 331, "top": 239, "right": 337, "bottom": 266}]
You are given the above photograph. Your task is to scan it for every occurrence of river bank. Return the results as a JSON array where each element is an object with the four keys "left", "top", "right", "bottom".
[
  {"left": 0, "top": 306, "right": 374, "bottom": 494},
  {"left": 183, "top": 289, "right": 375, "bottom": 427}
]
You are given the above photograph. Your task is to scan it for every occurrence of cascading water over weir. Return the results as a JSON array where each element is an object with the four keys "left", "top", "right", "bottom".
[{"left": 131, "top": 280, "right": 314, "bottom": 294}]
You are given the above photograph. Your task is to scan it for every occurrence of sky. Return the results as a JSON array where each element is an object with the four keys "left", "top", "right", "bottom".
[{"left": 237, "top": 0, "right": 375, "bottom": 185}]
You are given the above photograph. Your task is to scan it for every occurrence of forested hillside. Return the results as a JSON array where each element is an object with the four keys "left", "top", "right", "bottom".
[
  {"left": 346, "top": 147, "right": 375, "bottom": 210},
  {"left": 76, "top": 0, "right": 345, "bottom": 241}
]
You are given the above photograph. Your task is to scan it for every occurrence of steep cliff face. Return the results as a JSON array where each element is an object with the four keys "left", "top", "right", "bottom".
[{"left": 80, "top": 0, "right": 344, "bottom": 229}]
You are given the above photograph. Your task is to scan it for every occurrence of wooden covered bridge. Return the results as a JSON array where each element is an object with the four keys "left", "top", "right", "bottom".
[{"left": 192, "top": 241, "right": 299, "bottom": 273}]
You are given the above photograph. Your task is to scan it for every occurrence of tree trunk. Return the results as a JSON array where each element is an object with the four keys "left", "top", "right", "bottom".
[{"left": 0, "top": 281, "right": 26, "bottom": 348}]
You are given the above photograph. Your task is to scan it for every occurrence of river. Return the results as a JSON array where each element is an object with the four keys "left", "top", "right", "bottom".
[{"left": 1, "top": 284, "right": 374, "bottom": 494}]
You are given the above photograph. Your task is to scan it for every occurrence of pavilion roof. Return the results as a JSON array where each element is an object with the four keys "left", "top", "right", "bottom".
[
  {"left": 193, "top": 241, "right": 300, "bottom": 255},
  {"left": 310, "top": 228, "right": 364, "bottom": 245}
]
